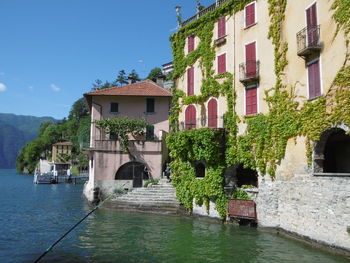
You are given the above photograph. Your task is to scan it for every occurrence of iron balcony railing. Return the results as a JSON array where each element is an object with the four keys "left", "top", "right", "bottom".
[
  {"left": 177, "top": 115, "right": 225, "bottom": 131},
  {"left": 297, "top": 25, "right": 321, "bottom": 57},
  {"left": 181, "top": 0, "right": 231, "bottom": 27},
  {"left": 239, "top": 60, "right": 260, "bottom": 84}
]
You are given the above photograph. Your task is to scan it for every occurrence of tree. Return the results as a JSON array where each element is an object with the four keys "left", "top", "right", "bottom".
[
  {"left": 146, "top": 67, "right": 164, "bottom": 82},
  {"left": 115, "top": 70, "right": 128, "bottom": 86},
  {"left": 92, "top": 79, "right": 112, "bottom": 90},
  {"left": 68, "top": 98, "right": 89, "bottom": 121},
  {"left": 128, "top": 69, "right": 141, "bottom": 83}
]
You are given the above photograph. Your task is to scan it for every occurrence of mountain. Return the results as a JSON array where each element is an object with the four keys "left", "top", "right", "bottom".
[{"left": 0, "top": 113, "right": 56, "bottom": 168}]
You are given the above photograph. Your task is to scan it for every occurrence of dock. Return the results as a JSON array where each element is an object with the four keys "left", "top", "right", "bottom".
[{"left": 34, "top": 172, "right": 89, "bottom": 184}]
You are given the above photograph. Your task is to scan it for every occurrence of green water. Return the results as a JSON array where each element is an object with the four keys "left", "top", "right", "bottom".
[{"left": 1, "top": 169, "right": 349, "bottom": 263}]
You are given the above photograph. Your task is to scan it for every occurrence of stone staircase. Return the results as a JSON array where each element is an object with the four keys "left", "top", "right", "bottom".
[{"left": 103, "top": 179, "right": 183, "bottom": 214}]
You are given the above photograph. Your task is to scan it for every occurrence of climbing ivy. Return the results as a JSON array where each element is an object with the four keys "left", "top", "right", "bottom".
[
  {"left": 168, "top": 0, "right": 350, "bottom": 218},
  {"left": 96, "top": 118, "right": 149, "bottom": 153}
]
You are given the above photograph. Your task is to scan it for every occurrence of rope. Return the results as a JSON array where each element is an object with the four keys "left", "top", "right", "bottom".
[{"left": 33, "top": 194, "right": 114, "bottom": 263}]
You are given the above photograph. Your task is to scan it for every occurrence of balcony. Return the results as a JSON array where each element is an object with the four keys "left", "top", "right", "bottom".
[
  {"left": 178, "top": 115, "right": 225, "bottom": 131},
  {"left": 297, "top": 25, "right": 321, "bottom": 58},
  {"left": 87, "top": 139, "right": 163, "bottom": 153},
  {"left": 181, "top": 0, "right": 231, "bottom": 27},
  {"left": 239, "top": 60, "right": 260, "bottom": 85}
]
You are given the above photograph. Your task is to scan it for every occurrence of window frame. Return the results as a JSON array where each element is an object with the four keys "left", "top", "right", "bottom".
[
  {"left": 244, "top": 84, "right": 259, "bottom": 115},
  {"left": 217, "top": 52, "right": 227, "bottom": 75},
  {"left": 307, "top": 57, "right": 322, "bottom": 100},
  {"left": 244, "top": 1, "right": 257, "bottom": 28},
  {"left": 145, "top": 98, "right": 155, "bottom": 114},
  {"left": 110, "top": 102, "right": 119, "bottom": 113}
]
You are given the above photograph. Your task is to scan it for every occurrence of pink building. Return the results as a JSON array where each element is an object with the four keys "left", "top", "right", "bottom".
[{"left": 83, "top": 80, "right": 172, "bottom": 200}]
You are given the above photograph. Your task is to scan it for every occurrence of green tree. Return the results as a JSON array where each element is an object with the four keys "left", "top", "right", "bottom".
[
  {"left": 146, "top": 67, "right": 164, "bottom": 82},
  {"left": 68, "top": 98, "right": 89, "bottom": 121},
  {"left": 115, "top": 70, "right": 128, "bottom": 86},
  {"left": 128, "top": 69, "right": 141, "bottom": 83}
]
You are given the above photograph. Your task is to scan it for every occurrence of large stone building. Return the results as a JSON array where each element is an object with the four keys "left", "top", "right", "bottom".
[
  {"left": 83, "top": 80, "right": 172, "bottom": 200},
  {"left": 170, "top": 0, "right": 350, "bottom": 251}
]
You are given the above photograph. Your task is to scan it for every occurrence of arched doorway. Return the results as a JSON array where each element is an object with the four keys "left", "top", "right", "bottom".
[
  {"left": 314, "top": 128, "right": 350, "bottom": 173},
  {"left": 185, "top": 105, "right": 196, "bottom": 130},
  {"left": 115, "top": 162, "right": 149, "bottom": 188},
  {"left": 208, "top": 98, "right": 218, "bottom": 128}
]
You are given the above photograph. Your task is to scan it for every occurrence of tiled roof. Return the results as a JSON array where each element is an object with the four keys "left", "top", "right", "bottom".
[{"left": 84, "top": 80, "right": 172, "bottom": 97}]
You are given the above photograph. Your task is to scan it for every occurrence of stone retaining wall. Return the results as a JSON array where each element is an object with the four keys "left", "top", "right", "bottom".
[{"left": 256, "top": 174, "right": 350, "bottom": 251}]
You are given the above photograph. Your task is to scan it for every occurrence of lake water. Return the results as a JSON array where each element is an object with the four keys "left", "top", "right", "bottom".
[{"left": 0, "top": 169, "right": 349, "bottom": 263}]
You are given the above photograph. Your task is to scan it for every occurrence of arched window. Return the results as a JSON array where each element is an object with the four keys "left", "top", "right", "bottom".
[
  {"left": 185, "top": 105, "right": 196, "bottom": 130},
  {"left": 314, "top": 128, "right": 350, "bottom": 173},
  {"left": 208, "top": 98, "right": 218, "bottom": 128}
]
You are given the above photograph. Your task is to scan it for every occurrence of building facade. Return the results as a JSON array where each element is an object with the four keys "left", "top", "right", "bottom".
[
  {"left": 83, "top": 80, "right": 172, "bottom": 200},
  {"left": 170, "top": 0, "right": 350, "bottom": 251}
]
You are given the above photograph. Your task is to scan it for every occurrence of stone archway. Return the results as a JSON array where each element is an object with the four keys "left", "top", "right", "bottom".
[
  {"left": 115, "top": 162, "right": 148, "bottom": 188},
  {"left": 314, "top": 127, "right": 350, "bottom": 173}
]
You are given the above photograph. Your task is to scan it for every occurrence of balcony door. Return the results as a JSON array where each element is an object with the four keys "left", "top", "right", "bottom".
[
  {"left": 306, "top": 3, "right": 318, "bottom": 46},
  {"left": 245, "top": 42, "right": 256, "bottom": 78}
]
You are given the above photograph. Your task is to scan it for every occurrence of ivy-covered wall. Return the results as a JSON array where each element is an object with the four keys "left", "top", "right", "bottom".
[{"left": 168, "top": 0, "right": 350, "bottom": 219}]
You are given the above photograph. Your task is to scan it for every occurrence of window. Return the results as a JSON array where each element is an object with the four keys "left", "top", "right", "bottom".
[
  {"left": 208, "top": 98, "right": 218, "bottom": 128},
  {"left": 217, "top": 53, "right": 226, "bottom": 74},
  {"left": 185, "top": 105, "right": 196, "bottom": 130},
  {"left": 188, "top": 35, "right": 195, "bottom": 53},
  {"left": 146, "top": 125, "right": 154, "bottom": 140},
  {"left": 307, "top": 59, "right": 321, "bottom": 99},
  {"left": 195, "top": 162, "right": 205, "bottom": 178},
  {"left": 146, "top": 98, "right": 155, "bottom": 113},
  {"left": 245, "top": 85, "right": 257, "bottom": 115},
  {"left": 187, "top": 67, "right": 194, "bottom": 95},
  {"left": 245, "top": 2, "right": 256, "bottom": 28},
  {"left": 306, "top": 3, "right": 318, "bottom": 46},
  {"left": 110, "top": 102, "right": 118, "bottom": 113},
  {"left": 217, "top": 16, "right": 226, "bottom": 39},
  {"left": 245, "top": 41, "right": 257, "bottom": 78}
]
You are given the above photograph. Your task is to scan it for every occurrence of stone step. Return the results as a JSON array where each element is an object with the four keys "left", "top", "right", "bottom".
[
  {"left": 123, "top": 192, "right": 176, "bottom": 197},
  {"left": 130, "top": 189, "right": 175, "bottom": 194}
]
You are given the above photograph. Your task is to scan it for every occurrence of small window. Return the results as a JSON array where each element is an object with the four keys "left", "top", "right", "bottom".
[
  {"left": 217, "top": 53, "right": 226, "bottom": 74},
  {"left": 188, "top": 35, "right": 195, "bottom": 53},
  {"left": 245, "top": 2, "right": 256, "bottom": 28},
  {"left": 146, "top": 125, "right": 154, "bottom": 141},
  {"left": 195, "top": 162, "right": 205, "bottom": 178},
  {"left": 307, "top": 59, "right": 321, "bottom": 99},
  {"left": 187, "top": 67, "right": 194, "bottom": 95},
  {"left": 217, "top": 16, "right": 226, "bottom": 39},
  {"left": 246, "top": 85, "right": 257, "bottom": 115},
  {"left": 146, "top": 98, "right": 155, "bottom": 113},
  {"left": 110, "top": 102, "right": 118, "bottom": 113}
]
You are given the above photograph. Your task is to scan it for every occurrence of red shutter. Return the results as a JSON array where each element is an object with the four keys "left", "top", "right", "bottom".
[
  {"left": 187, "top": 67, "right": 194, "bottom": 95},
  {"left": 245, "top": 2, "right": 255, "bottom": 27},
  {"left": 217, "top": 54, "right": 226, "bottom": 74},
  {"left": 245, "top": 42, "right": 256, "bottom": 78},
  {"left": 246, "top": 87, "right": 257, "bottom": 115},
  {"left": 306, "top": 3, "right": 318, "bottom": 46},
  {"left": 185, "top": 105, "right": 196, "bottom": 130},
  {"left": 308, "top": 60, "right": 321, "bottom": 99},
  {"left": 188, "top": 35, "right": 194, "bottom": 53},
  {"left": 218, "top": 17, "right": 226, "bottom": 38},
  {"left": 208, "top": 98, "right": 218, "bottom": 128}
]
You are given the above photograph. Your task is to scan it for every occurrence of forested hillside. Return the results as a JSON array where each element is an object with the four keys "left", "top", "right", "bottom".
[
  {"left": 16, "top": 98, "right": 90, "bottom": 174},
  {"left": 0, "top": 114, "right": 55, "bottom": 168}
]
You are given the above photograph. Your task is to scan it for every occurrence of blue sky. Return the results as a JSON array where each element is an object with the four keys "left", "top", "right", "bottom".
[{"left": 0, "top": 0, "right": 214, "bottom": 119}]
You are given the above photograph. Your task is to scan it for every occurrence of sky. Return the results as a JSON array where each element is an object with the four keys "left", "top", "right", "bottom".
[{"left": 0, "top": 0, "right": 214, "bottom": 119}]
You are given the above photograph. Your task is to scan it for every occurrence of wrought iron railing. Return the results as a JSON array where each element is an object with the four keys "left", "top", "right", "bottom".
[
  {"left": 177, "top": 115, "right": 225, "bottom": 131},
  {"left": 239, "top": 60, "right": 260, "bottom": 82},
  {"left": 181, "top": 0, "right": 231, "bottom": 27},
  {"left": 297, "top": 25, "right": 321, "bottom": 55}
]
